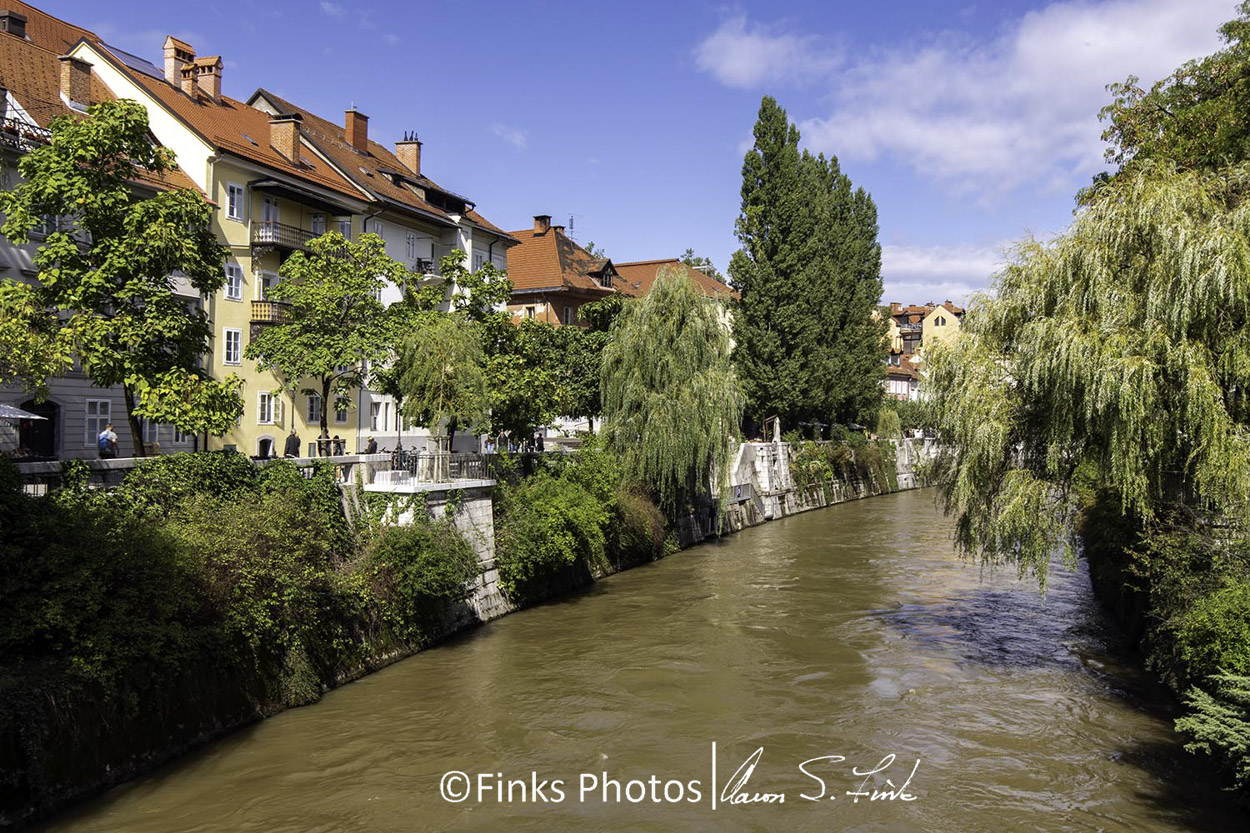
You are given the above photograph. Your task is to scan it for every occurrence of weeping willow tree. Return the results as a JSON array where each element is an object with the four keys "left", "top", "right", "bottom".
[
  {"left": 601, "top": 266, "right": 743, "bottom": 512},
  {"left": 928, "top": 160, "right": 1250, "bottom": 586},
  {"left": 395, "top": 314, "right": 489, "bottom": 448}
]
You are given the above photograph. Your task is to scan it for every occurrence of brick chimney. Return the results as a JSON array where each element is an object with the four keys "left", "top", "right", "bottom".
[
  {"left": 395, "top": 133, "right": 421, "bottom": 176},
  {"left": 194, "top": 56, "right": 222, "bottom": 102},
  {"left": 551, "top": 224, "right": 565, "bottom": 236},
  {"left": 58, "top": 55, "right": 91, "bottom": 110},
  {"left": 270, "top": 113, "right": 302, "bottom": 164},
  {"left": 179, "top": 65, "right": 195, "bottom": 96},
  {"left": 0, "top": 10, "right": 27, "bottom": 38},
  {"left": 345, "top": 108, "right": 368, "bottom": 153},
  {"left": 533, "top": 214, "right": 551, "bottom": 234},
  {"left": 163, "top": 36, "right": 194, "bottom": 86}
]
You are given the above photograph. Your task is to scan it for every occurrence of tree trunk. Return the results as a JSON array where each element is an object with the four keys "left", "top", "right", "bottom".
[{"left": 122, "top": 382, "right": 147, "bottom": 458}]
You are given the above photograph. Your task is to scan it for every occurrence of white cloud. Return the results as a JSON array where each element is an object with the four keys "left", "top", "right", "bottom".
[
  {"left": 319, "top": 2, "right": 346, "bottom": 19},
  {"left": 694, "top": 15, "right": 841, "bottom": 88},
  {"left": 384, "top": 34, "right": 400, "bottom": 46},
  {"left": 491, "top": 123, "right": 528, "bottom": 150},
  {"left": 700, "top": 1, "right": 1233, "bottom": 199},
  {"left": 881, "top": 243, "right": 1008, "bottom": 305}
]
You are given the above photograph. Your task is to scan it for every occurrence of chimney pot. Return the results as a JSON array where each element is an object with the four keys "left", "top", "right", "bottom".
[
  {"left": 194, "top": 56, "right": 222, "bottom": 102},
  {"left": 551, "top": 225, "right": 565, "bottom": 235},
  {"left": 0, "top": 10, "right": 26, "bottom": 38},
  {"left": 345, "top": 108, "right": 369, "bottom": 153},
  {"left": 533, "top": 214, "right": 551, "bottom": 234},
  {"left": 270, "top": 113, "right": 302, "bottom": 164},
  {"left": 395, "top": 135, "right": 422, "bottom": 177},
  {"left": 163, "top": 35, "right": 194, "bottom": 87},
  {"left": 58, "top": 55, "right": 91, "bottom": 110}
]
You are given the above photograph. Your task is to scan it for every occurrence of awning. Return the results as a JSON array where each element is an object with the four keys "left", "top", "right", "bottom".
[{"left": 0, "top": 403, "right": 46, "bottom": 420}]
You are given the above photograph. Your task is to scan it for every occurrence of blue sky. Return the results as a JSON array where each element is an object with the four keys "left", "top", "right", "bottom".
[{"left": 51, "top": 0, "right": 1237, "bottom": 304}]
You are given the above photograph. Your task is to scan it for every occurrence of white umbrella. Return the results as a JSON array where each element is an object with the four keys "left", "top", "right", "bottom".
[{"left": 0, "top": 403, "right": 47, "bottom": 420}]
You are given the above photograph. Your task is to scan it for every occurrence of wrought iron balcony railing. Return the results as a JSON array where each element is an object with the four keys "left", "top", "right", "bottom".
[
  {"left": 0, "top": 117, "right": 51, "bottom": 151},
  {"left": 251, "top": 220, "right": 314, "bottom": 250}
]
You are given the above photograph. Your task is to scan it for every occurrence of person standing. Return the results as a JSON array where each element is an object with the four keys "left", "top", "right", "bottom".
[
  {"left": 284, "top": 427, "right": 301, "bottom": 458},
  {"left": 97, "top": 422, "right": 118, "bottom": 459},
  {"left": 332, "top": 434, "right": 345, "bottom": 456},
  {"left": 364, "top": 436, "right": 378, "bottom": 454}
]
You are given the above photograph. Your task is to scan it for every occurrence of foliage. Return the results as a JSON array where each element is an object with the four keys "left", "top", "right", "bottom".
[
  {"left": 583, "top": 240, "right": 608, "bottom": 259},
  {"left": 360, "top": 519, "right": 478, "bottom": 642},
  {"left": 881, "top": 398, "right": 928, "bottom": 433},
  {"left": 114, "top": 449, "right": 258, "bottom": 517},
  {"left": 1176, "top": 583, "right": 1250, "bottom": 681},
  {"left": 1177, "top": 673, "right": 1250, "bottom": 790},
  {"left": 601, "top": 266, "right": 743, "bottom": 512},
  {"left": 680, "top": 248, "right": 726, "bottom": 284},
  {"left": 486, "top": 318, "right": 566, "bottom": 439},
  {"left": 1089, "top": 2, "right": 1250, "bottom": 197},
  {"left": 245, "top": 231, "right": 416, "bottom": 435},
  {"left": 789, "top": 440, "right": 897, "bottom": 501},
  {"left": 0, "top": 99, "right": 241, "bottom": 454},
  {"left": 729, "top": 96, "right": 886, "bottom": 431},
  {"left": 875, "top": 407, "right": 902, "bottom": 439},
  {"left": 928, "top": 160, "right": 1250, "bottom": 587},
  {"left": 395, "top": 314, "right": 489, "bottom": 439},
  {"left": 494, "top": 473, "right": 608, "bottom": 602}
]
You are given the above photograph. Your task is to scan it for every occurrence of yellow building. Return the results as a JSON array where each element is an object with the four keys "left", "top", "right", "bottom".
[{"left": 71, "top": 36, "right": 515, "bottom": 457}]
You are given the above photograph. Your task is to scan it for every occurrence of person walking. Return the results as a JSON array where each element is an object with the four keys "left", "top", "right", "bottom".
[
  {"left": 97, "top": 422, "right": 118, "bottom": 459},
  {"left": 284, "top": 427, "right": 301, "bottom": 458}
]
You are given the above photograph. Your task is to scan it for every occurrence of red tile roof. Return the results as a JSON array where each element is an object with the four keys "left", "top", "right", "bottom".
[
  {"left": 614, "top": 258, "right": 737, "bottom": 300},
  {"left": 0, "top": 23, "right": 199, "bottom": 194},
  {"left": 506, "top": 225, "right": 617, "bottom": 293},
  {"left": 250, "top": 89, "right": 513, "bottom": 240},
  {"left": 102, "top": 59, "right": 366, "bottom": 203},
  {"left": 1, "top": 1, "right": 99, "bottom": 53}
]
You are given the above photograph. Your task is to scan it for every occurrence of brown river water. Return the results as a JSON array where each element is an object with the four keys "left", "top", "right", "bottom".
[{"left": 42, "top": 489, "right": 1246, "bottom": 832}]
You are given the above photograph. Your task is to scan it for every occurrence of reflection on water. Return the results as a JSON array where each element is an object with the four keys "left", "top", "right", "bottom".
[{"left": 42, "top": 490, "right": 1245, "bottom": 832}]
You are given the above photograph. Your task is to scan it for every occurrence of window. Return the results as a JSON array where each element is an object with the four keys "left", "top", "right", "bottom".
[
  {"left": 258, "top": 391, "right": 274, "bottom": 425},
  {"left": 33, "top": 214, "right": 61, "bottom": 237},
  {"left": 142, "top": 419, "right": 161, "bottom": 444},
  {"left": 226, "top": 183, "right": 244, "bottom": 221},
  {"left": 260, "top": 271, "right": 279, "bottom": 299},
  {"left": 173, "top": 426, "right": 190, "bottom": 444},
  {"left": 85, "top": 399, "right": 110, "bottom": 447},
  {"left": 562, "top": 306, "right": 575, "bottom": 325},
  {"left": 525, "top": 306, "right": 536, "bottom": 319},
  {"left": 370, "top": 401, "right": 381, "bottom": 431},
  {"left": 224, "top": 263, "right": 243, "bottom": 300},
  {"left": 334, "top": 398, "right": 348, "bottom": 424},
  {"left": 372, "top": 220, "right": 385, "bottom": 241},
  {"left": 311, "top": 213, "right": 326, "bottom": 235},
  {"left": 261, "top": 195, "right": 279, "bottom": 225},
  {"left": 223, "top": 328, "right": 242, "bottom": 365},
  {"left": 383, "top": 402, "right": 390, "bottom": 432},
  {"left": 335, "top": 216, "right": 352, "bottom": 237},
  {"left": 405, "top": 232, "right": 417, "bottom": 262},
  {"left": 307, "top": 393, "right": 322, "bottom": 424},
  {"left": 473, "top": 252, "right": 485, "bottom": 271}
]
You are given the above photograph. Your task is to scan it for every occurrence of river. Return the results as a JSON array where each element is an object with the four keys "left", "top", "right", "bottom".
[{"left": 42, "top": 489, "right": 1245, "bottom": 832}]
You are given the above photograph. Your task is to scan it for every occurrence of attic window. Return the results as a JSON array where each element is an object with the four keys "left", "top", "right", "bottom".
[{"left": 240, "top": 132, "right": 258, "bottom": 146}]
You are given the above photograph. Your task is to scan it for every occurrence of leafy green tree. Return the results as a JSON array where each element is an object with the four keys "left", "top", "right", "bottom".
[
  {"left": 0, "top": 99, "right": 242, "bottom": 454},
  {"left": 729, "top": 96, "right": 884, "bottom": 433},
  {"left": 245, "top": 231, "right": 413, "bottom": 436},
  {"left": 395, "top": 315, "right": 489, "bottom": 448},
  {"left": 487, "top": 319, "right": 566, "bottom": 440},
  {"left": 680, "top": 248, "right": 726, "bottom": 284},
  {"left": 601, "top": 266, "right": 743, "bottom": 511},
  {"left": 556, "top": 293, "right": 623, "bottom": 431},
  {"left": 583, "top": 240, "right": 608, "bottom": 259},
  {"left": 1092, "top": 2, "right": 1250, "bottom": 191}
]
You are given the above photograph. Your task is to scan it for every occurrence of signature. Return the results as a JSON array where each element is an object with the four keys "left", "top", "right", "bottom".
[{"left": 719, "top": 746, "right": 920, "bottom": 806}]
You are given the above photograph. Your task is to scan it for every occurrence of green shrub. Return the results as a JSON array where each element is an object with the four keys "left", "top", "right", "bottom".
[
  {"left": 115, "top": 450, "right": 257, "bottom": 517},
  {"left": 609, "top": 488, "right": 667, "bottom": 565},
  {"left": 364, "top": 520, "right": 479, "bottom": 642},
  {"left": 495, "top": 474, "right": 608, "bottom": 602},
  {"left": 875, "top": 408, "right": 902, "bottom": 439},
  {"left": 1177, "top": 673, "right": 1250, "bottom": 790},
  {"left": 1176, "top": 582, "right": 1250, "bottom": 682}
]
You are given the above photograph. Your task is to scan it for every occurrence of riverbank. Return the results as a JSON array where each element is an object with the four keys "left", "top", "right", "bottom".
[{"left": 0, "top": 439, "right": 928, "bottom": 829}]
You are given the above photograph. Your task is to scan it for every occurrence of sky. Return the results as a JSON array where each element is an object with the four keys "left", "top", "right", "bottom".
[{"left": 48, "top": 0, "right": 1239, "bottom": 305}]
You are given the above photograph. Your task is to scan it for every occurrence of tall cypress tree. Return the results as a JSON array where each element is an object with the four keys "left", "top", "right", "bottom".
[{"left": 729, "top": 97, "right": 884, "bottom": 432}]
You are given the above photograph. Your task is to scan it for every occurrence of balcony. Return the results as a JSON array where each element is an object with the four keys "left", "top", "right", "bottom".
[
  {"left": 251, "top": 299, "right": 290, "bottom": 324},
  {"left": 897, "top": 322, "right": 923, "bottom": 334},
  {"left": 0, "top": 117, "right": 51, "bottom": 152},
  {"left": 251, "top": 220, "right": 314, "bottom": 251}
]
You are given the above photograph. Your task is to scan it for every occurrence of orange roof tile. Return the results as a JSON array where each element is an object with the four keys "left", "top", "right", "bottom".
[
  {"left": 1, "top": 1, "right": 100, "bottom": 54},
  {"left": 0, "top": 26, "right": 199, "bottom": 194},
  {"left": 614, "top": 258, "right": 737, "bottom": 300},
  {"left": 250, "top": 89, "right": 511, "bottom": 239},
  {"left": 505, "top": 225, "right": 618, "bottom": 294}
]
